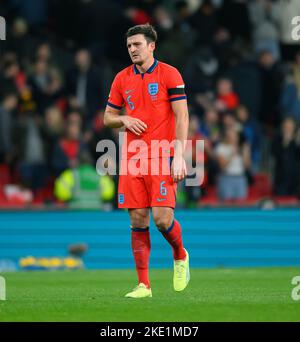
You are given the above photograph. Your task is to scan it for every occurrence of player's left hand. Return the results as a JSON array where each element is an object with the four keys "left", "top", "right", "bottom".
[{"left": 171, "top": 155, "right": 187, "bottom": 183}]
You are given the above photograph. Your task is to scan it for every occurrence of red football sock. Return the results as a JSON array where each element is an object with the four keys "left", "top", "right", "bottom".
[
  {"left": 161, "top": 220, "right": 186, "bottom": 260},
  {"left": 131, "top": 228, "right": 151, "bottom": 288}
]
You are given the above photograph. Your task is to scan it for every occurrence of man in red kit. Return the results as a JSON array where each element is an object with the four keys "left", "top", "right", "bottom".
[{"left": 104, "top": 24, "right": 190, "bottom": 298}]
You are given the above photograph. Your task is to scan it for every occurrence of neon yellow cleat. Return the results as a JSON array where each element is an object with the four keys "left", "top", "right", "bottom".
[
  {"left": 173, "top": 249, "right": 190, "bottom": 292},
  {"left": 125, "top": 283, "right": 152, "bottom": 298}
]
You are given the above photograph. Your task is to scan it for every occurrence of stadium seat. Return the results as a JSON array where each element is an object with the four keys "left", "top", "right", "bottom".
[
  {"left": 274, "top": 196, "right": 299, "bottom": 205},
  {"left": 249, "top": 173, "right": 272, "bottom": 198},
  {"left": 33, "top": 178, "right": 56, "bottom": 204},
  {"left": 0, "top": 164, "right": 11, "bottom": 186}
]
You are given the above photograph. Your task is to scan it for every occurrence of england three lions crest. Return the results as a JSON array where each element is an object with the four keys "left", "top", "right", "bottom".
[{"left": 148, "top": 83, "right": 159, "bottom": 96}]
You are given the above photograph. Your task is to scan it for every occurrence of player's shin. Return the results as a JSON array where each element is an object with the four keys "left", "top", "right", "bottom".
[
  {"left": 160, "top": 220, "right": 186, "bottom": 260},
  {"left": 131, "top": 227, "right": 151, "bottom": 288}
]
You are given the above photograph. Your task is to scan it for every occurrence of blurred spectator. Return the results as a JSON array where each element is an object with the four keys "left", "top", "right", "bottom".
[
  {"left": 124, "top": 6, "right": 152, "bottom": 26},
  {"left": 218, "top": 0, "right": 252, "bottom": 43},
  {"left": 271, "top": 117, "right": 298, "bottom": 196},
  {"left": 18, "top": 85, "right": 37, "bottom": 114},
  {"left": 174, "top": 0, "right": 191, "bottom": 29},
  {"left": 54, "top": 151, "right": 115, "bottom": 209},
  {"left": 88, "top": 109, "right": 119, "bottom": 162},
  {"left": 200, "top": 108, "right": 221, "bottom": 145},
  {"left": 188, "top": 0, "right": 218, "bottom": 47},
  {"left": 182, "top": 115, "right": 206, "bottom": 206},
  {"left": 153, "top": 5, "right": 189, "bottom": 69},
  {"left": 280, "top": 52, "right": 300, "bottom": 123},
  {"left": 183, "top": 47, "right": 219, "bottom": 96},
  {"left": 248, "top": 0, "right": 280, "bottom": 60},
  {"left": 223, "top": 52, "right": 262, "bottom": 120},
  {"left": 6, "top": 18, "right": 32, "bottom": 67},
  {"left": 52, "top": 111, "right": 88, "bottom": 176},
  {"left": 235, "top": 104, "right": 261, "bottom": 170},
  {"left": 0, "top": 92, "right": 18, "bottom": 163},
  {"left": 221, "top": 111, "right": 239, "bottom": 131},
  {"left": 257, "top": 49, "right": 282, "bottom": 127},
  {"left": 35, "top": 43, "right": 53, "bottom": 65},
  {"left": 1, "top": 59, "right": 26, "bottom": 95},
  {"left": 13, "top": 111, "right": 48, "bottom": 191},
  {"left": 291, "top": 51, "right": 300, "bottom": 98},
  {"left": 215, "top": 127, "right": 251, "bottom": 201},
  {"left": 41, "top": 106, "right": 65, "bottom": 170},
  {"left": 7, "top": 0, "right": 48, "bottom": 29},
  {"left": 295, "top": 126, "right": 300, "bottom": 197},
  {"left": 65, "top": 49, "right": 103, "bottom": 128},
  {"left": 216, "top": 77, "right": 239, "bottom": 111},
  {"left": 197, "top": 108, "right": 220, "bottom": 186},
  {"left": 28, "top": 58, "right": 63, "bottom": 114}
]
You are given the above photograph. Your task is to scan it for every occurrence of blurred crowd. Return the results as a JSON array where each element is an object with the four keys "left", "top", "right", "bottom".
[{"left": 0, "top": 0, "right": 300, "bottom": 208}]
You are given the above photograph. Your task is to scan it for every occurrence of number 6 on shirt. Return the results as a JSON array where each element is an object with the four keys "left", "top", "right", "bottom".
[
  {"left": 126, "top": 95, "right": 135, "bottom": 110},
  {"left": 160, "top": 181, "right": 167, "bottom": 196}
]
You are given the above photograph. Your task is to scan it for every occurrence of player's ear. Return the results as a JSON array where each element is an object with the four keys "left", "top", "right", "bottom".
[{"left": 149, "top": 42, "right": 155, "bottom": 52}]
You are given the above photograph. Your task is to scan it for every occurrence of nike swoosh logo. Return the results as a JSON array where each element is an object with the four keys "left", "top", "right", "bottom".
[
  {"left": 157, "top": 198, "right": 166, "bottom": 202},
  {"left": 125, "top": 89, "right": 133, "bottom": 94}
]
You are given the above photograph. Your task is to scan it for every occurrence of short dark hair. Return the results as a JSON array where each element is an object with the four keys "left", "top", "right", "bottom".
[{"left": 126, "top": 24, "right": 157, "bottom": 44}]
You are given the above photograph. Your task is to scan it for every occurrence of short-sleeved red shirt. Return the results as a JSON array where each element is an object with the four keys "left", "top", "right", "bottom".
[{"left": 107, "top": 59, "right": 186, "bottom": 159}]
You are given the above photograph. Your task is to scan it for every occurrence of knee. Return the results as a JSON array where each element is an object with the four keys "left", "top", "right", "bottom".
[
  {"left": 153, "top": 214, "right": 173, "bottom": 232},
  {"left": 130, "top": 210, "right": 149, "bottom": 228}
]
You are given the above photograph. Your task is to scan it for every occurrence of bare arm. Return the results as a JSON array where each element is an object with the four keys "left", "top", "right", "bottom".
[
  {"left": 103, "top": 105, "right": 124, "bottom": 128},
  {"left": 171, "top": 99, "right": 189, "bottom": 182},
  {"left": 242, "top": 143, "right": 252, "bottom": 169},
  {"left": 216, "top": 155, "right": 228, "bottom": 170},
  {"left": 103, "top": 105, "right": 147, "bottom": 136},
  {"left": 215, "top": 143, "right": 238, "bottom": 171},
  {"left": 172, "top": 99, "right": 189, "bottom": 156}
]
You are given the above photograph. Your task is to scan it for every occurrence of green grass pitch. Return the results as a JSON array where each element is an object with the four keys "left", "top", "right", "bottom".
[{"left": 1, "top": 267, "right": 300, "bottom": 322}]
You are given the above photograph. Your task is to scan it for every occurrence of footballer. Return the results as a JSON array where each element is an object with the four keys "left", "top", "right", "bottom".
[{"left": 104, "top": 24, "right": 190, "bottom": 298}]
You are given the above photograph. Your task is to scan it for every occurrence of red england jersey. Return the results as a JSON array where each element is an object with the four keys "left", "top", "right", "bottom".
[{"left": 107, "top": 59, "right": 186, "bottom": 159}]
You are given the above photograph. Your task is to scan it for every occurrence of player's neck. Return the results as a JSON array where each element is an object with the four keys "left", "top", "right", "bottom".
[{"left": 135, "top": 57, "right": 155, "bottom": 74}]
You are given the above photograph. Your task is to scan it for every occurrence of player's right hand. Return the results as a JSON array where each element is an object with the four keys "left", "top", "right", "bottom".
[{"left": 121, "top": 116, "right": 147, "bottom": 136}]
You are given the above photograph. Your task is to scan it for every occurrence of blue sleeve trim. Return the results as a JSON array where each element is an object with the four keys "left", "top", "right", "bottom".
[
  {"left": 107, "top": 101, "right": 122, "bottom": 110},
  {"left": 169, "top": 96, "right": 187, "bottom": 102}
]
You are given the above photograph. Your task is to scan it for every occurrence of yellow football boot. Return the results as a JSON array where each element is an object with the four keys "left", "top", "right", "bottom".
[
  {"left": 125, "top": 283, "right": 152, "bottom": 298},
  {"left": 173, "top": 249, "right": 190, "bottom": 291}
]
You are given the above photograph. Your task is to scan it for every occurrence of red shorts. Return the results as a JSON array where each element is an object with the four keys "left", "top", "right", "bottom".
[{"left": 118, "top": 158, "right": 177, "bottom": 209}]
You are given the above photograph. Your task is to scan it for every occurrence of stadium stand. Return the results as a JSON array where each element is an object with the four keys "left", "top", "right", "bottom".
[{"left": 0, "top": 0, "right": 300, "bottom": 209}]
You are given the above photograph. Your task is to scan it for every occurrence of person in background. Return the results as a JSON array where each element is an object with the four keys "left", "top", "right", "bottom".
[
  {"left": 200, "top": 108, "right": 220, "bottom": 146},
  {"left": 54, "top": 151, "right": 115, "bottom": 210},
  {"left": 216, "top": 77, "right": 239, "bottom": 111},
  {"left": 257, "top": 49, "right": 282, "bottom": 127},
  {"left": 235, "top": 104, "right": 260, "bottom": 171},
  {"left": 28, "top": 58, "right": 63, "bottom": 115},
  {"left": 271, "top": 117, "right": 298, "bottom": 196},
  {"left": 280, "top": 52, "right": 300, "bottom": 123},
  {"left": 180, "top": 115, "right": 205, "bottom": 207},
  {"left": 0, "top": 92, "right": 18, "bottom": 164},
  {"left": 215, "top": 127, "right": 251, "bottom": 201},
  {"left": 221, "top": 110, "right": 239, "bottom": 131},
  {"left": 14, "top": 110, "right": 48, "bottom": 191},
  {"left": 6, "top": 18, "right": 32, "bottom": 67},
  {"left": 65, "top": 49, "right": 103, "bottom": 128},
  {"left": 41, "top": 106, "right": 65, "bottom": 173},
  {"left": 52, "top": 111, "right": 88, "bottom": 176},
  {"left": 1, "top": 59, "right": 26, "bottom": 96}
]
